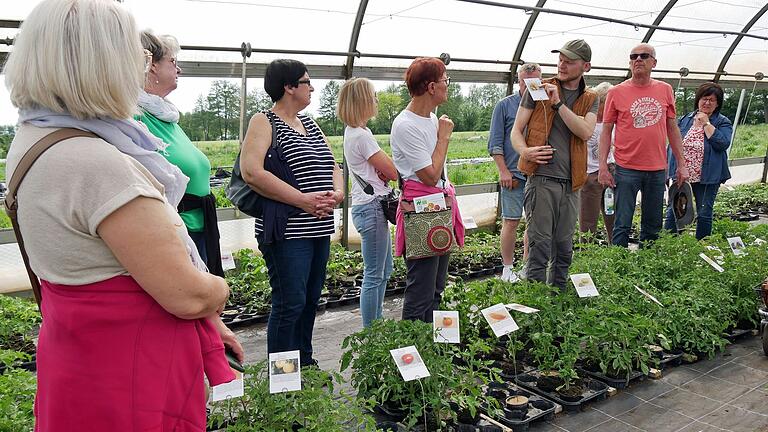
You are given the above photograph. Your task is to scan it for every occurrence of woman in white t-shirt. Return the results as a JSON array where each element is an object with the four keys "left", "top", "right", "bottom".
[
  {"left": 390, "top": 58, "right": 464, "bottom": 323},
  {"left": 338, "top": 78, "right": 398, "bottom": 327}
]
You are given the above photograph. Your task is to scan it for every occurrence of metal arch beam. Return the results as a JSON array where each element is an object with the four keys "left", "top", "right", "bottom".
[
  {"left": 508, "top": 0, "right": 547, "bottom": 95},
  {"left": 713, "top": 3, "right": 768, "bottom": 83},
  {"left": 627, "top": 0, "right": 678, "bottom": 79},
  {"left": 344, "top": 0, "right": 369, "bottom": 80}
]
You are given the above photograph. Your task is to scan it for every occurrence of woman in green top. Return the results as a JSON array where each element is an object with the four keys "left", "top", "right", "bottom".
[{"left": 138, "top": 30, "right": 224, "bottom": 276}]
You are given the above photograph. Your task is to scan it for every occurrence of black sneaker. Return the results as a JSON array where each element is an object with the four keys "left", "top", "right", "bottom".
[{"left": 301, "top": 358, "right": 320, "bottom": 370}]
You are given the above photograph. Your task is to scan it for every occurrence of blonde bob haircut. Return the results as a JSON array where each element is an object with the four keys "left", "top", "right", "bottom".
[
  {"left": 337, "top": 77, "right": 377, "bottom": 128},
  {"left": 4, "top": 0, "right": 145, "bottom": 120}
]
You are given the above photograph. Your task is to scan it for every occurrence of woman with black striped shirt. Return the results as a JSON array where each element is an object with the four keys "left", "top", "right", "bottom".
[{"left": 240, "top": 59, "right": 343, "bottom": 367}]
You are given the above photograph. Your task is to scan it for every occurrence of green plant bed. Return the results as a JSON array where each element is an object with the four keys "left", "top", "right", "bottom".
[
  {"left": 208, "top": 361, "right": 378, "bottom": 431},
  {"left": 0, "top": 351, "right": 36, "bottom": 431},
  {"left": 0, "top": 295, "right": 41, "bottom": 357}
]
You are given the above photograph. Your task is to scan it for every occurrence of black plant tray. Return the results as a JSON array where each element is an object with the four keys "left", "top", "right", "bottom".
[
  {"left": 0, "top": 358, "right": 36, "bottom": 374},
  {"left": 225, "top": 312, "right": 270, "bottom": 328},
  {"left": 482, "top": 381, "right": 556, "bottom": 431},
  {"left": 577, "top": 367, "right": 645, "bottom": 389},
  {"left": 514, "top": 370, "right": 608, "bottom": 413},
  {"left": 658, "top": 350, "right": 684, "bottom": 369},
  {"left": 724, "top": 328, "right": 754, "bottom": 341}
]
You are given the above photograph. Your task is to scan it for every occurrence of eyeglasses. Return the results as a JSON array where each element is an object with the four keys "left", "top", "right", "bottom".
[
  {"left": 629, "top": 53, "right": 654, "bottom": 60},
  {"left": 297, "top": 79, "right": 312, "bottom": 86},
  {"left": 436, "top": 77, "right": 451, "bottom": 86},
  {"left": 700, "top": 97, "right": 717, "bottom": 105}
]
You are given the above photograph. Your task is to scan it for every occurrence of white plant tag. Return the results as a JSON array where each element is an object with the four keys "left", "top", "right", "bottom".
[
  {"left": 391, "top": 346, "right": 430, "bottom": 381},
  {"left": 414, "top": 192, "right": 447, "bottom": 213},
  {"left": 699, "top": 253, "right": 725, "bottom": 273},
  {"left": 506, "top": 303, "right": 539, "bottom": 314},
  {"left": 481, "top": 303, "right": 519, "bottom": 337},
  {"left": 635, "top": 285, "right": 663, "bottom": 307},
  {"left": 433, "top": 311, "right": 460, "bottom": 344},
  {"left": 571, "top": 273, "right": 599, "bottom": 297},
  {"left": 727, "top": 236, "right": 746, "bottom": 256},
  {"left": 462, "top": 216, "right": 478, "bottom": 229},
  {"left": 269, "top": 350, "right": 301, "bottom": 394},
  {"left": 524, "top": 78, "right": 549, "bottom": 101},
  {"left": 211, "top": 371, "right": 244, "bottom": 402},
  {"left": 221, "top": 252, "right": 236, "bottom": 271}
]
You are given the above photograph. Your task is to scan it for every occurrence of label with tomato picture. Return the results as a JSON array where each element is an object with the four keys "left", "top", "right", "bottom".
[
  {"left": 432, "top": 310, "right": 460, "bottom": 344},
  {"left": 481, "top": 303, "right": 519, "bottom": 337},
  {"left": 390, "top": 346, "right": 430, "bottom": 381},
  {"left": 268, "top": 350, "right": 301, "bottom": 394}
]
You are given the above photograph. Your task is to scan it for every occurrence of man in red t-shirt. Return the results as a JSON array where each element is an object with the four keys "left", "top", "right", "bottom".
[{"left": 598, "top": 43, "right": 688, "bottom": 247}]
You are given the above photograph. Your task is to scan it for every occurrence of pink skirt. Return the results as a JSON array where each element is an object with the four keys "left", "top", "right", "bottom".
[{"left": 34, "top": 275, "right": 233, "bottom": 432}]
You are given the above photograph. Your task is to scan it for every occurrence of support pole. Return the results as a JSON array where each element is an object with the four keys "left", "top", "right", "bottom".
[
  {"left": 730, "top": 89, "right": 746, "bottom": 158},
  {"left": 238, "top": 42, "right": 252, "bottom": 144}
]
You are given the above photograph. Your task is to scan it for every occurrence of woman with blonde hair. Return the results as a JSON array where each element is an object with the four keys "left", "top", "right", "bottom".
[
  {"left": 338, "top": 77, "right": 398, "bottom": 327},
  {"left": 4, "top": 0, "right": 238, "bottom": 428},
  {"left": 138, "top": 30, "right": 226, "bottom": 277}
]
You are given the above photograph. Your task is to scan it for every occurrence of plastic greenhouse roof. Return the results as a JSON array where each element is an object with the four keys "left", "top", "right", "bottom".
[{"left": 2, "top": 0, "right": 768, "bottom": 87}]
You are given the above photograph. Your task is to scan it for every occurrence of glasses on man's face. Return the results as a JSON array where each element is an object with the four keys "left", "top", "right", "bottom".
[
  {"left": 435, "top": 77, "right": 451, "bottom": 86},
  {"left": 629, "top": 53, "right": 654, "bottom": 60},
  {"left": 297, "top": 79, "right": 312, "bottom": 87}
]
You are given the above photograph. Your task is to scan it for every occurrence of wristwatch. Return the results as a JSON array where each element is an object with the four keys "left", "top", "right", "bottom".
[
  {"left": 552, "top": 101, "right": 563, "bottom": 112},
  {"left": 704, "top": 122, "right": 712, "bottom": 128}
]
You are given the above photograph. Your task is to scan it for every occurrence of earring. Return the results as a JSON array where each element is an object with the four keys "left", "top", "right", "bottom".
[{"left": 155, "top": 80, "right": 159, "bottom": 84}]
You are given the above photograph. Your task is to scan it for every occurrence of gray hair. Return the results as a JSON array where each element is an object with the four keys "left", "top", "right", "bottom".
[
  {"left": 4, "top": 0, "right": 144, "bottom": 120},
  {"left": 520, "top": 63, "right": 542, "bottom": 74},
  {"left": 591, "top": 82, "right": 613, "bottom": 102},
  {"left": 141, "top": 30, "right": 180, "bottom": 63}
]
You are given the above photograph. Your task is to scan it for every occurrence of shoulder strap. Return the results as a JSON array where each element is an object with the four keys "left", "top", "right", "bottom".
[{"left": 4, "top": 128, "right": 98, "bottom": 312}]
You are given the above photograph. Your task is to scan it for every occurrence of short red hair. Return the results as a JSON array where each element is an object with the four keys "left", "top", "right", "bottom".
[{"left": 404, "top": 57, "right": 446, "bottom": 97}]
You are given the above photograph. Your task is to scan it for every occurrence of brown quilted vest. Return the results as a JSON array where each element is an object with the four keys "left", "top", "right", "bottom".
[{"left": 517, "top": 77, "right": 597, "bottom": 191}]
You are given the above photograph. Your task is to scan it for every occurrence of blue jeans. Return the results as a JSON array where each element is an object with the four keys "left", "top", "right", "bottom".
[
  {"left": 259, "top": 236, "right": 330, "bottom": 365},
  {"left": 612, "top": 166, "right": 666, "bottom": 247},
  {"left": 664, "top": 182, "right": 720, "bottom": 239},
  {"left": 352, "top": 200, "right": 393, "bottom": 327}
]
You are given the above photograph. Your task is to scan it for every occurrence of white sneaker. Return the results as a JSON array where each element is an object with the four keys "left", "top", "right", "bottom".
[{"left": 500, "top": 265, "right": 514, "bottom": 282}]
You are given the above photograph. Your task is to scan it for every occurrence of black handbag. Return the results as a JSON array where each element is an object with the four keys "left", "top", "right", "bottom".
[
  {"left": 351, "top": 171, "right": 399, "bottom": 225},
  {"left": 227, "top": 116, "right": 278, "bottom": 218}
]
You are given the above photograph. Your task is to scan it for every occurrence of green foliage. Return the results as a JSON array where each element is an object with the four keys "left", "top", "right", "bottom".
[
  {"left": 0, "top": 360, "right": 36, "bottom": 432},
  {"left": 225, "top": 249, "right": 272, "bottom": 313},
  {"left": 0, "top": 295, "right": 40, "bottom": 356},
  {"left": 208, "top": 361, "right": 378, "bottom": 431},
  {"left": 341, "top": 319, "right": 456, "bottom": 429},
  {"left": 713, "top": 182, "right": 768, "bottom": 218},
  {"left": 0, "top": 209, "right": 10, "bottom": 230}
]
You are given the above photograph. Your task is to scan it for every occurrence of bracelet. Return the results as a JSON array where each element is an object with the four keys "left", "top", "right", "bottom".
[{"left": 552, "top": 101, "right": 563, "bottom": 111}]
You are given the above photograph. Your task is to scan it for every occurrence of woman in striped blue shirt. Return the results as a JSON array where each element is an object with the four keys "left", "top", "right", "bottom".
[{"left": 240, "top": 59, "right": 343, "bottom": 368}]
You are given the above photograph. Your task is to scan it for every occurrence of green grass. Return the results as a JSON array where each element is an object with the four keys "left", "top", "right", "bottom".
[{"left": 730, "top": 124, "right": 768, "bottom": 159}]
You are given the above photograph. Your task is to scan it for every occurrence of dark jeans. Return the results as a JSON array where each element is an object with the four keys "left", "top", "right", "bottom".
[
  {"left": 402, "top": 254, "right": 450, "bottom": 322},
  {"left": 259, "top": 236, "right": 330, "bottom": 365},
  {"left": 612, "top": 166, "right": 666, "bottom": 247},
  {"left": 664, "top": 182, "right": 720, "bottom": 239},
  {"left": 189, "top": 231, "right": 208, "bottom": 265},
  {"left": 523, "top": 175, "right": 579, "bottom": 289}
]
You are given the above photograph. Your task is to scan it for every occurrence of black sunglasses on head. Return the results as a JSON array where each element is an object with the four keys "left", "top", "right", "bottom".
[{"left": 629, "top": 53, "right": 654, "bottom": 60}]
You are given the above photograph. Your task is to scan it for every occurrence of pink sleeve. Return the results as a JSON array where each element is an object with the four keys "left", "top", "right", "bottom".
[{"left": 197, "top": 318, "right": 236, "bottom": 386}]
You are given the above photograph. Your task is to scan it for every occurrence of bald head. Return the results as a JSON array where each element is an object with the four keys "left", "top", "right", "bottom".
[{"left": 632, "top": 43, "right": 656, "bottom": 58}]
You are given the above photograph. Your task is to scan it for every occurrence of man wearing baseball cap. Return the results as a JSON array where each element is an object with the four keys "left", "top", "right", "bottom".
[{"left": 510, "top": 39, "right": 598, "bottom": 290}]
